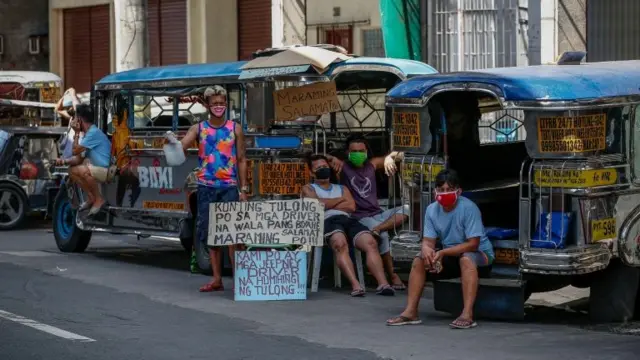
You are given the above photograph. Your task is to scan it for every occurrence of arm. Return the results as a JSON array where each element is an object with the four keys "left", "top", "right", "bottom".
[
  {"left": 68, "top": 88, "right": 81, "bottom": 109},
  {"left": 300, "top": 184, "right": 346, "bottom": 210},
  {"left": 180, "top": 124, "right": 198, "bottom": 152},
  {"left": 72, "top": 132, "right": 87, "bottom": 156},
  {"left": 421, "top": 209, "right": 438, "bottom": 267},
  {"left": 334, "top": 186, "right": 356, "bottom": 213},
  {"left": 63, "top": 154, "right": 84, "bottom": 167},
  {"left": 438, "top": 204, "right": 483, "bottom": 257},
  {"left": 235, "top": 124, "right": 248, "bottom": 190},
  {"left": 371, "top": 151, "right": 405, "bottom": 175},
  {"left": 55, "top": 96, "right": 71, "bottom": 120}
]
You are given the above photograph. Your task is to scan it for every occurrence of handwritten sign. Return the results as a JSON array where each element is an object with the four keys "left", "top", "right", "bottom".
[
  {"left": 537, "top": 114, "right": 606, "bottom": 153},
  {"left": 393, "top": 112, "right": 421, "bottom": 147},
  {"left": 533, "top": 168, "right": 617, "bottom": 188},
  {"left": 245, "top": 160, "right": 255, "bottom": 196},
  {"left": 591, "top": 218, "right": 617, "bottom": 242},
  {"left": 142, "top": 201, "right": 185, "bottom": 210},
  {"left": 208, "top": 199, "right": 324, "bottom": 246},
  {"left": 234, "top": 251, "right": 307, "bottom": 301},
  {"left": 273, "top": 81, "right": 341, "bottom": 121},
  {"left": 402, "top": 162, "right": 444, "bottom": 183},
  {"left": 259, "top": 162, "right": 309, "bottom": 195}
]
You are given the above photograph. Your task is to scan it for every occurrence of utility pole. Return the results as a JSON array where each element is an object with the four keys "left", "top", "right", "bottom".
[{"left": 114, "top": 0, "right": 149, "bottom": 72}]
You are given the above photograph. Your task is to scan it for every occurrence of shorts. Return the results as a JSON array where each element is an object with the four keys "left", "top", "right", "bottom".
[
  {"left": 83, "top": 158, "right": 108, "bottom": 183},
  {"left": 415, "top": 251, "right": 492, "bottom": 280},
  {"left": 324, "top": 215, "right": 373, "bottom": 246},
  {"left": 196, "top": 185, "right": 239, "bottom": 246},
  {"left": 359, "top": 204, "right": 410, "bottom": 255}
]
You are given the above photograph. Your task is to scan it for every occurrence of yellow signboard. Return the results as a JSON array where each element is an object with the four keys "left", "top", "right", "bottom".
[
  {"left": 259, "top": 163, "right": 310, "bottom": 195},
  {"left": 393, "top": 112, "right": 421, "bottom": 148},
  {"left": 537, "top": 114, "right": 607, "bottom": 153},
  {"left": 142, "top": 201, "right": 185, "bottom": 211},
  {"left": 494, "top": 248, "right": 519, "bottom": 265},
  {"left": 533, "top": 168, "right": 617, "bottom": 188},
  {"left": 402, "top": 163, "right": 444, "bottom": 183},
  {"left": 591, "top": 217, "right": 617, "bottom": 242},
  {"left": 273, "top": 81, "right": 341, "bottom": 121}
]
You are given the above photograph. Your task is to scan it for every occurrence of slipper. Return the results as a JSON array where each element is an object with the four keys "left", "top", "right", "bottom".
[
  {"left": 376, "top": 284, "right": 395, "bottom": 296},
  {"left": 79, "top": 202, "right": 93, "bottom": 212},
  {"left": 450, "top": 317, "right": 478, "bottom": 329},
  {"left": 392, "top": 282, "right": 406, "bottom": 291},
  {"left": 350, "top": 288, "right": 365, "bottom": 297},
  {"left": 386, "top": 315, "right": 422, "bottom": 326},
  {"left": 199, "top": 282, "right": 224, "bottom": 292}
]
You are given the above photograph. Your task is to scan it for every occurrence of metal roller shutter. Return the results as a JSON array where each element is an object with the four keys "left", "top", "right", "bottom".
[
  {"left": 63, "top": 5, "right": 110, "bottom": 92},
  {"left": 148, "top": 0, "right": 187, "bottom": 66},
  {"left": 238, "top": 0, "right": 272, "bottom": 60}
]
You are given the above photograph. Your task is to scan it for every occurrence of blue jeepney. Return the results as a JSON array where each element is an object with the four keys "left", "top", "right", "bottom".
[
  {"left": 386, "top": 59, "right": 640, "bottom": 322},
  {"left": 51, "top": 46, "right": 438, "bottom": 276}
]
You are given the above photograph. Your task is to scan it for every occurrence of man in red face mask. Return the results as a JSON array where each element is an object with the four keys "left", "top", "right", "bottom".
[{"left": 386, "top": 169, "right": 494, "bottom": 329}]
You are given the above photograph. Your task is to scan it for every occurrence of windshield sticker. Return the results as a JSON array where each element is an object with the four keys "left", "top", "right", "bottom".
[
  {"left": 533, "top": 168, "right": 617, "bottom": 188},
  {"left": 537, "top": 114, "right": 606, "bottom": 153},
  {"left": 393, "top": 112, "right": 420, "bottom": 148}
]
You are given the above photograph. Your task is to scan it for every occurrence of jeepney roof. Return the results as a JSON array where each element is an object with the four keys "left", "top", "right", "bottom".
[
  {"left": 386, "top": 60, "right": 640, "bottom": 104},
  {"left": 96, "top": 61, "right": 247, "bottom": 85},
  {"left": 0, "top": 71, "right": 62, "bottom": 84},
  {"left": 329, "top": 57, "right": 438, "bottom": 77}
]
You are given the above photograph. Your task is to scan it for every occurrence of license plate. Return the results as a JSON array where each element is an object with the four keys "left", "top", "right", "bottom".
[{"left": 494, "top": 248, "right": 519, "bottom": 265}]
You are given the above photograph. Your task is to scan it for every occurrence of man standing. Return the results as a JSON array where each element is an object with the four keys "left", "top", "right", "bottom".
[
  {"left": 55, "top": 104, "right": 111, "bottom": 216},
  {"left": 176, "top": 86, "right": 248, "bottom": 292},
  {"left": 327, "top": 135, "right": 407, "bottom": 290},
  {"left": 302, "top": 154, "right": 394, "bottom": 296},
  {"left": 386, "top": 169, "right": 494, "bottom": 329}
]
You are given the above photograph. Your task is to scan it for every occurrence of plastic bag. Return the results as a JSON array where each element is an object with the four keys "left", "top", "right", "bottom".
[
  {"left": 163, "top": 131, "right": 185, "bottom": 166},
  {"left": 486, "top": 227, "right": 518, "bottom": 240},
  {"left": 531, "top": 212, "right": 573, "bottom": 249}
]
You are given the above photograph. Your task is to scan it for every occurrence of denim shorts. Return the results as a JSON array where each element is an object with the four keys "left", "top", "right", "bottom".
[
  {"left": 196, "top": 185, "right": 239, "bottom": 246},
  {"left": 359, "top": 205, "right": 410, "bottom": 255}
]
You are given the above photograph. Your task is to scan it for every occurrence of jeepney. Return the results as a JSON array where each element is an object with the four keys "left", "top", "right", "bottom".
[
  {"left": 50, "top": 45, "right": 437, "bottom": 275},
  {"left": 0, "top": 71, "right": 65, "bottom": 230},
  {"left": 386, "top": 59, "right": 640, "bottom": 322}
]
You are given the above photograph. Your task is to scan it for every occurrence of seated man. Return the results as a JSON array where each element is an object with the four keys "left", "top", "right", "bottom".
[
  {"left": 326, "top": 135, "right": 407, "bottom": 290},
  {"left": 386, "top": 169, "right": 494, "bottom": 329},
  {"left": 302, "top": 154, "right": 395, "bottom": 297},
  {"left": 56, "top": 104, "right": 112, "bottom": 215}
]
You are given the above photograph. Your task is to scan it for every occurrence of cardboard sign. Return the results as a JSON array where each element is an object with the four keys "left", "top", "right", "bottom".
[
  {"left": 533, "top": 168, "right": 617, "bottom": 188},
  {"left": 142, "top": 201, "right": 185, "bottom": 210},
  {"left": 259, "top": 162, "right": 309, "bottom": 195},
  {"left": 402, "top": 162, "right": 444, "bottom": 183},
  {"left": 392, "top": 112, "right": 421, "bottom": 147},
  {"left": 591, "top": 218, "right": 617, "bottom": 242},
  {"left": 208, "top": 199, "right": 324, "bottom": 246},
  {"left": 273, "top": 81, "right": 341, "bottom": 121},
  {"left": 537, "top": 114, "right": 607, "bottom": 153},
  {"left": 234, "top": 251, "right": 307, "bottom": 301}
]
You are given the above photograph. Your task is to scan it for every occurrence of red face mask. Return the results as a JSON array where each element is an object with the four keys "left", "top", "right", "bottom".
[{"left": 435, "top": 190, "right": 458, "bottom": 208}]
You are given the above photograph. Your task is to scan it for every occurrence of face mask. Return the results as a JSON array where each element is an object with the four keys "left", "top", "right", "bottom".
[
  {"left": 211, "top": 106, "right": 226, "bottom": 118},
  {"left": 314, "top": 167, "right": 331, "bottom": 180},
  {"left": 435, "top": 190, "right": 458, "bottom": 208},
  {"left": 348, "top": 152, "right": 368, "bottom": 167}
]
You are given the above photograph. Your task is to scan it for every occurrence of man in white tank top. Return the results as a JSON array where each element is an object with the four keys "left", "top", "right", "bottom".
[{"left": 301, "top": 155, "right": 394, "bottom": 297}]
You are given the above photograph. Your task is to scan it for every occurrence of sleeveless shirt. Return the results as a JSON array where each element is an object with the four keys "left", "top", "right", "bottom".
[
  {"left": 340, "top": 162, "right": 381, "bottom": 219},
  {"left": 197, "top": 120, "right": 237, "bottom": 188},
  {"left": 310, "top": 183, "right": 349, "bottom": 219}
]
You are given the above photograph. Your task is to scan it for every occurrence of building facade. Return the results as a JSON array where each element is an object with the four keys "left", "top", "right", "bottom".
[
  {"left": 49, "top": 0, "right": 306, "bottom": 92},
  {"left": 0, "top": 0, "right": 50, "bottom": 71}
]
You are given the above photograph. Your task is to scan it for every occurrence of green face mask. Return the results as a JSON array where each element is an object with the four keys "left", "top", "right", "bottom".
[{"left": 348, "top": 152, "right": 368, "bottom": 167}]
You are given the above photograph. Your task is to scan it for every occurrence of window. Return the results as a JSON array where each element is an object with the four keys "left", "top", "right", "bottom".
[
  {"left": 478, "top": 110, "right": 526, "bottom": 145},
  {"left": 633, "top": 105, "right": 640, "bottom": 180},
  {"left": 362, "top": 29, "right": 385, "bottom": 57},
  {"left": 322, "top": 27, "right": 353, "bottom": 53}
]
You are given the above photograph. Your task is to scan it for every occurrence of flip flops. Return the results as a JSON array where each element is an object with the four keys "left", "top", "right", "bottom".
[
  {"left": 386, "top": 315, "right": 422, "bottom": 326},
  {"left": 199, "top": 282, "right": 224, "bottom": 292},
  {"left": 376, "top": 284, "right": 395, "bottom": 296},
  {"left": 450, "top": 317, "right": 478, "bottom": 329},
  {"left": 350, "top": 288, "right": 365, "bottom": 297}
]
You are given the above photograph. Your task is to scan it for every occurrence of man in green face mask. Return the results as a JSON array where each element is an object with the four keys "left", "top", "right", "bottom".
[{"left": 324, "top": 135, "right": 408, "bottom": 290}]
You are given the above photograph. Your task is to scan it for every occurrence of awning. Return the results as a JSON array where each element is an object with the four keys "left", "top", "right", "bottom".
[{"left": 239, "top": 46, "right": 351, "bottom": 80}]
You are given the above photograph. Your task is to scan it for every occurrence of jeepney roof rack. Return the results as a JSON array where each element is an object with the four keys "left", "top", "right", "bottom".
[{"left": 252, "top": 44, "right": 355, "bottom": 59}]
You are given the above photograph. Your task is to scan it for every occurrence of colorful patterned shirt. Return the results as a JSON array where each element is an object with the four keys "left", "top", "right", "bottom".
[{"left": 197, "top": 119, "right": 237, "bottom": 188}]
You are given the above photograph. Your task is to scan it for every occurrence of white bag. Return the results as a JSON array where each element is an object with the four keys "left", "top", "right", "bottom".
[{"left": 163, "top": 131, "right": 186, "bottom": 166}]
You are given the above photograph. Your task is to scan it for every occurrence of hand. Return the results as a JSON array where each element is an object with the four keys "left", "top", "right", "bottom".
[
  {"left": 384, "top": 151, "right": 404, "bottom": 177},
  {"left": 70, "top": 119, "right": 80, "bottom": 132},
  {"left": 164, "top": 131, "right": 179, "bottom": 144},
  {"left": 67, "top": 88, "right": 76, "bottom": 96},
  {"left": 330, "top": 157, "right": 344, "bottom": 174},
  {"left": 55, "top": 158, "right": 65, "bottom": 166},
  {"left": 239, "top": 192, "right": 248, "bottom": 202},
  {"left": 421, "top": 245, "right": 436, "bottom": 269},
  {"left": 430, "top": 251, "right": 444, "bottom": 273}
]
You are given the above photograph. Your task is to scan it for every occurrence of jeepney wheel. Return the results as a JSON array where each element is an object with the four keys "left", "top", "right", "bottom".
[
  {"left": 589, "top": 259, "right": 640, "bottom": 323},
  {"left": 0, "top": 182, "right": 27, "bottom": 230},
  {"left": 192, "top": 214, "right": 213, "bottom": 275},
  {"left": 53, "top": 183, "right": 92, "bottom": 252}
]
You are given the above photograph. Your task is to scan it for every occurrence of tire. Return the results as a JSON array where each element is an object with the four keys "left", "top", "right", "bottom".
[
  {"left": 589, "top": 259, "right": 640, "bottom": 323},
  {"left": 0, "top": 182, "right": 27, "bottom": 230},
  {"left": 192, "top": 213, "right": 212, "bottom": 275},
  {"left": 52, "top": 183, "right": 92, "bottom": 252},
  {"left": 179, "top": 218, "right": 193, "bottom": 254}
]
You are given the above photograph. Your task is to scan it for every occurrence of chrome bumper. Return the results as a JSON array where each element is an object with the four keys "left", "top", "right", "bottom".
[{"left": 520, "top": 244, "right": 612, "bottom": 275}]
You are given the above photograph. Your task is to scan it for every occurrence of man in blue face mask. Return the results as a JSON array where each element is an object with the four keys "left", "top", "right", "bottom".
[{"left": 301, "top": 154, "right": 395, "bottom": 297}]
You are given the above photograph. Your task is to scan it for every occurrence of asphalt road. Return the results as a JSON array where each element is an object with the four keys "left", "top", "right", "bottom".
[{"left": 0, "top": 224, "right": 639, "bottom": 360}]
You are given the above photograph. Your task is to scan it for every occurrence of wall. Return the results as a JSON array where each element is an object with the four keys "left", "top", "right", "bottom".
[
  {"left": 0, "top": 0, "right": 50, "bottom": 71},
  {"left": 280, "top": 0, "right": 306, "bottom": 46},
  {"left": 305, "top": 0, "right": 381, "bottom": 55},
  {"left": 557, "top": 0, "right": 586, "bottom": 54},
  {"left": 587, "top": 0, "right": 640, "bottom": 62},
  {"left": 189, "top": 0, "right": 237, "bottom": 63}
]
